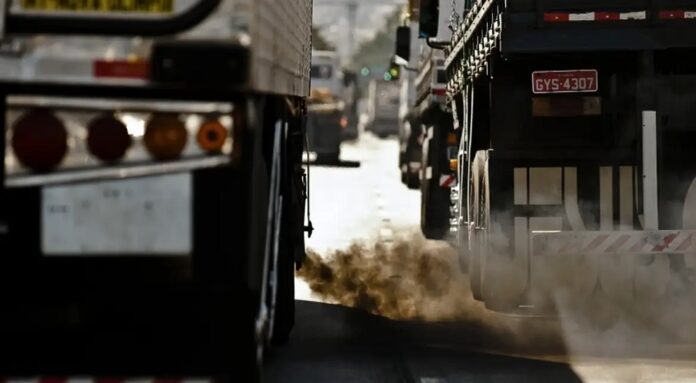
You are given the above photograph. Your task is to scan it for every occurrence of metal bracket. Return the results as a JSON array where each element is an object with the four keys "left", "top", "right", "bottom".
[{"left": 0, "top": 0, "right": 7, "bottom": 39}]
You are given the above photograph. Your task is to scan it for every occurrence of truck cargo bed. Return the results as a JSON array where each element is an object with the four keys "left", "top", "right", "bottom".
[{"left": 447, "top": 0, "right": 696, "bottom": 88}]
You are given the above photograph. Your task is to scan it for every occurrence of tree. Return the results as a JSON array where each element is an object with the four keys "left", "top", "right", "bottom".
[
  {"left": 312, "top": 26, "right": 335, "bottom": 51},
  {"left": 349, "top": 7, "right": 402, "bottom": 71}
]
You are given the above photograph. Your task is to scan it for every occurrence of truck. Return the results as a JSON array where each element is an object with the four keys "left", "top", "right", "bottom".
[
  {"left": 395, "top": 0, "right": 461, "bottom": 239},
  {"left": 396, "top": 9, "right": 422, "bottom": 190},
  {"left": 0, "top": 0, "right": 312, "bottom": 380},
  {"left": 432, "top": 0, "right": 696, "bottom": 313},
  {"left": 366, "top": 78, "right": 400, "bottom": 138},
  {"left": 307, "top": 50, "right": 345, "bottom": 164}
]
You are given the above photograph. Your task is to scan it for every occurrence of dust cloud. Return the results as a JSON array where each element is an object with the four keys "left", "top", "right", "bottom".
[
  {"left": 298, "top": 234, "right": 476, "bottom": 321},
  {"left": 297, "top": 230, "right": 696, "bottom": 361},
  {"left": 297, "top": 231, "right": 567, "bottom": 356}
]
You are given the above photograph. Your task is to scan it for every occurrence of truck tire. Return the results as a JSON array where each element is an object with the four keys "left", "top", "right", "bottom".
[
  {"left": 406, "top": 172, "right": 420, "bottom": 190},
  {"left": 270, "top": 222, "right": 295, "bottom": 344},
  {"left": 404, "top": 119, "right": 422, "bottom": 190},
  {"left": 421, "top": 125, "right": 450, "bottom": 240},
  {"left": 468, "top": 151, "right": 487, "bottom": 301},
  {"left": 265, "top": 106, "right": 297, "bottom": 346}
]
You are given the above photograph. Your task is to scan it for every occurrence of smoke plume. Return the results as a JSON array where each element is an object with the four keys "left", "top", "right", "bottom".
[
  {"left": 298, "top": 230, "right": 696, "bottom": 361},
  {"left": 299, "top": 234, "right": 474, "bottom": 321}
]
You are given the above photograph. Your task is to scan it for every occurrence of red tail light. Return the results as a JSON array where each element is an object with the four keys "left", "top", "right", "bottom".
[
  {"left": 87, "top": 115, "right": 132, "bottom": 163},
  {"left": 144, "top": 114, "right": 188, "bottom": 161},
  {"left": 11, "top": 108, "right": 68, "bottom": 172}
]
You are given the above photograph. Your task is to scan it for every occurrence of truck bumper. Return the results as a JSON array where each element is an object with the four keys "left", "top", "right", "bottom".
[
  {"left": 0, "top": 165, "right": 257, "bottom": 375},
  {"left": 530, "top": 230, "right": 696, "bottom": 307}
]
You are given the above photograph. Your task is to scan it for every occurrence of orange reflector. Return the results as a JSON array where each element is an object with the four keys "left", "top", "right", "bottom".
[
  {"left": 340, "top": 116, "right": 349, "bottom": 129},
  {"left": 447, "top": 132, "right": 458, "bottom": 145},
  {"left": 87, "top": 115, "right": 132, "bottom": 162},
  {"left": 197, "top": 119, "right": 227, "bottom": 153},
  {"left": 11, "top": 108, "right": 68, "bottom": 172},
  {"left": 144, "top": 114, "right": 188, "bottom": 161},
  {"left": 449, "top": 159, "right": 458, "bottom": 172}
]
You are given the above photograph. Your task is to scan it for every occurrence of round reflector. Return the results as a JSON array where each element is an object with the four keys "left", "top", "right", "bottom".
[
  {"left": 196, "top": 119, "right": 227, "bottom": 153},
  {"left": 87, "top": 115, "right": 132, "bottom": 163},
  {"left": 143, "top": 114, "right": 188, "bottom": 161},
  {"left": 11, "top": 108, "right": 68, "bottom": 172}
]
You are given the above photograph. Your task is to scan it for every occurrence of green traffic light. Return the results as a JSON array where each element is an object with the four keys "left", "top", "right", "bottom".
[{"left": 384, "top": 72, "right": 392, "bottom": 81}]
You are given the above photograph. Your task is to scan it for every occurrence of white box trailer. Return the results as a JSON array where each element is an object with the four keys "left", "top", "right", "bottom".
[
  {"left": 3, "top": 0, "right": 312, "bottom": 96},
  {"left": 0, "top": 1, "right": 313, "bottom": 381}
]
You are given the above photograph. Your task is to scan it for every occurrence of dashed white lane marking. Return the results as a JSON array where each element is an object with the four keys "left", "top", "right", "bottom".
[
  {"left": 380, "top": 228, "right": 394, "bottom": 242},
  {"left": 375, "top": 186, "right": 394, "bottom": 242}
]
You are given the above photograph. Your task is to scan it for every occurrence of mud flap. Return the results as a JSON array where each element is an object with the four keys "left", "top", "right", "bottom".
[
  {"left": 633, "top": 254, "right": 671, "bottom": 303},
  {"left": 482, "top": 226, "right": 528, "bottom": 311}
]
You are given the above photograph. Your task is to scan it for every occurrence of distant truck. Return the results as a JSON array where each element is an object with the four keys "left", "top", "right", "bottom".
[
  {"left": 0, "top": 0, "right": 312, "bottom": 380},
  {"left": 430, "top": 0, "right": 696, "bottom": 313},
  {"left": 366, "top": 78, "right": 400, "bottom": 138},
  {"left": 341, "top": 70, "right": 360, "bottom": 141},
  {"left": 396, "top": 12, "right": 422, "bottom": 189},
  {"left": 307, "top": 50, "right": 345, "bottom": 163},
  {"left": 395, "top": 0, "right": 460, "bottom": 238}
]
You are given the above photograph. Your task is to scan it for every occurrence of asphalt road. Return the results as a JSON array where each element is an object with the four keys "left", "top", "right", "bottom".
[{"left": 272, "top": 134, "right": 696, "bottom": 383}]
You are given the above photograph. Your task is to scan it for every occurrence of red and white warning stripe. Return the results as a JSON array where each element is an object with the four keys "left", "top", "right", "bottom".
[
  {"left": 544, "top": 11, "right": 647, "bottom": 22},
  {"left": 544, "top": 9, "right": 696, "bottom": 23},
  {"left": 533, "top": 230, "right": 696, "bottom": 256},
  {"left": 439, "top": 174, "right": 457, "bottom": 188},
  {"left": 659, "top": 10, "right": 696, "bottom": 20}
]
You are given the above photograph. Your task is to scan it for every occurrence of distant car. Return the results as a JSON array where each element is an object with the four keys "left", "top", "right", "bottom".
[{"left": 366, "top": 79, "right": 400, "bottom": 138}]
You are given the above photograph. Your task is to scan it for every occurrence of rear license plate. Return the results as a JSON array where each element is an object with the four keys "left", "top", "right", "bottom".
[
  {"left": 19, "top": 0, "right": 173, "bottom": 13},
  {"left": 532, "top": 70, "right": 598, "bottom": 94},
  {"left": 42, "top": 174, "right": 192, "bottom": 255}
]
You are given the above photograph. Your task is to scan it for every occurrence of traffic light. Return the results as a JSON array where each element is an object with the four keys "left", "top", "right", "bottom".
[{"left": 386, "top": 63, "right": 400, "bottom": 81}]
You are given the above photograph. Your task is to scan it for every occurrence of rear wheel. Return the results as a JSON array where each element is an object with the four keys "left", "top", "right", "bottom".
[
  {"left": 421, "top": 125, "right": 449, "bottom": 240},
  {"left": 406, "top": 172, "right": 420, "bottom": 189},
  {"left": 265, "top": 105, "right": 298, "bottom": 346},
  {"left": 468, "top": 151, "right": 487, "bottom": 300},
  {"left": 270, "top": 191, "right": 296, "bottom": 345}
]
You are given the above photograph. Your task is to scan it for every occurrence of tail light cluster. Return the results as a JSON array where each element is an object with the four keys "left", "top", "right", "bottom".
[{"left": 4, "top": 97, "right": 235, "bottom": 184}]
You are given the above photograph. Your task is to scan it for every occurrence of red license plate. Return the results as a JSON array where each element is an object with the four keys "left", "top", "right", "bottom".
[{"left": 532, "top": 70, "right": 598, "bottom": 94}]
